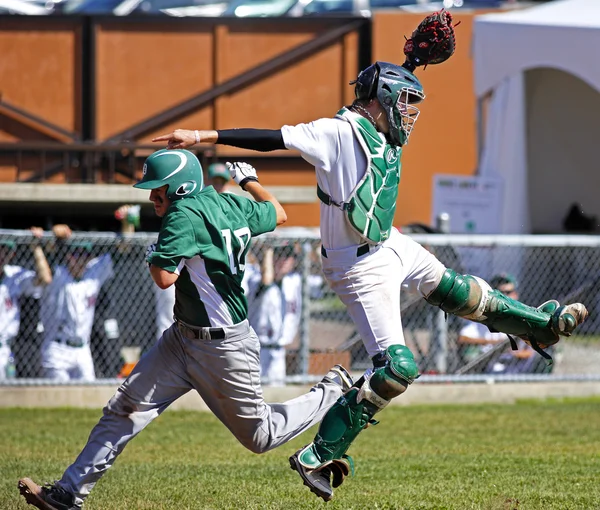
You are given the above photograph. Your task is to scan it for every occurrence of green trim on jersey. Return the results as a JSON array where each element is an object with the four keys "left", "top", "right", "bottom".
[
  {"left": 149, "top": 187, "right": 277, "bottom": 327},
  {"left": 335, "top": 107, "right": 402, "bottom": 244}
]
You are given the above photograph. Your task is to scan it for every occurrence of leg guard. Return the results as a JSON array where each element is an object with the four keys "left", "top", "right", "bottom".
[
  {"left": 294, "top": 345, "right": 418, "bottom": 470},
  {"left": 426, "top": 268, "right": 588, "bottom": 348}
]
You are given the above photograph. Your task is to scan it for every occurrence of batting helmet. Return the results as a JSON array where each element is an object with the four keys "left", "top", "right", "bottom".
[
  {"left": 134, "top": 149, "right": 203, "bottom": 201},
  {"left": 352, "top": 61, "right": 425, "bottom": 146}
]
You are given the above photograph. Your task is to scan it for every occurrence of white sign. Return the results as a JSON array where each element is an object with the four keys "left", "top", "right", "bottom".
[{"left": 432, "top": 175, "right": 503, "bottom": 234}]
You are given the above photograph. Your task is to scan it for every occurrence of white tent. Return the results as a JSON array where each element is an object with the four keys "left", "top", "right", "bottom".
[{"left": 473, "top": 0, "right": 600, "bottom": 233}]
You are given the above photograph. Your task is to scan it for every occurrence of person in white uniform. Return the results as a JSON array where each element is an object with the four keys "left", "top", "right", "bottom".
[
  {"left": 152, "top": 61, "right": 589, "bottom": 501},
  {"left": 39, "top": 226, "right": 114, "bottom": 382},
  {"left": 0, "top": 237, "right": 51, "bottom": 379},
  {"left": 249, "top": 242, "right": 302, "bottom": 385}
]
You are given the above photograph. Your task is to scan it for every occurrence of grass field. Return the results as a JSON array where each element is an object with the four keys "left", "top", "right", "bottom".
[{"left": 2, "top": 397, "right": 600, "bottom": 510}]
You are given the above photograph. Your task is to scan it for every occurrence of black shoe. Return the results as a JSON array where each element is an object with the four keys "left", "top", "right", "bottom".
[
  {"left": 18, "top": 478, "right": 81, "bottom": 510},
  {"left": 289, "top": 450, "right": 333, "bottom": 502}
]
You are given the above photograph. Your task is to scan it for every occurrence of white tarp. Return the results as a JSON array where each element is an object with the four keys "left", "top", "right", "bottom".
[{"left": 473, "top": 0, "right": 600, "bottom": 233}]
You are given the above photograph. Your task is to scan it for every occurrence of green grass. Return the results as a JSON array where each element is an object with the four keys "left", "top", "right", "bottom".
[{"left": 2, "top": 397, "right": 600, "bottom": 510}]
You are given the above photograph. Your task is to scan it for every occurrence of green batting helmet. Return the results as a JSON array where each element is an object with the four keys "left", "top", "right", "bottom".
[
  {"left": 134, "top": 149, "right": 203, "bottom": 201},
  {"left": 353, "top": 61, "right": 425, "bottom": 146}
]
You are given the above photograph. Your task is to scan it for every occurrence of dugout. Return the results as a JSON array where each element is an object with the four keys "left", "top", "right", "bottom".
[{"left": 473, "top": 0, "right": 600, "bottom": 234}]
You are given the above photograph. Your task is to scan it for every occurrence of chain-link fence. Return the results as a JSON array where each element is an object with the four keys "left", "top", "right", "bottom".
[{"left": 0, "top": 229, "right": 599, "bottom": 385}]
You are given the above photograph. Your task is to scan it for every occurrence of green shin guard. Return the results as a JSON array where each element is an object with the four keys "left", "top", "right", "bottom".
[
  {"left": 297, "top": 345, "right": 418, "bottom": 472},
  {"left": 427, "top": 268, "right": 565, "bottom": 346}
]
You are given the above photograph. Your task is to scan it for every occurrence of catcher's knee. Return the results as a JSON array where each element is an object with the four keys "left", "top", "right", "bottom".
[
  {"left": 425, "top": 268, "right": 490, "bottom": 320},
  {"left": 366, "top": 345, "right": 418, "bottom": 403}
]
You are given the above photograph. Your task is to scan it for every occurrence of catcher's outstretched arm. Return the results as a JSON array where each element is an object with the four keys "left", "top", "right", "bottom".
[{"left": 152, "top": 128, "right": 285, "bottom": 152}]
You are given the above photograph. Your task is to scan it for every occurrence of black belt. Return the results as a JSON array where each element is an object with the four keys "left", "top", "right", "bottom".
[
  {"left": 53, "top": 338, "right": 85, "bottom": 348},
  {"left": 176, "top": 321, "right": 225, "bottom": 341},
  {"left": 321, "top": 244, "right": 370, "bottom": 259}
]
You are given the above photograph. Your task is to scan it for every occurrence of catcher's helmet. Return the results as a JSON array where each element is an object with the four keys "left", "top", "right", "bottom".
[
  {"left": 352, "top": 61, "right": 425, "bottom": 146},
  {"left": 134, "top": 149, "right": 203, "bottom": 201}
]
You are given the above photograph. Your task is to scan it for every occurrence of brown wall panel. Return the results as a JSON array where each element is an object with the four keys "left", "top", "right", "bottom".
[
  {"left": 372, "top": 11, "right": 479, "bottom": 228},
  {"left": 95, "top": 21, "right": 215, "bottom": 141},
  {"left": 0, "top": 19, "right": 80, "bottom": 137}
]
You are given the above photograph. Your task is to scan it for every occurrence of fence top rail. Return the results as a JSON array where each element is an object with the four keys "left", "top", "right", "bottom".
[{"left": 1, "top": 228, "right": 599, "bottom": 247}]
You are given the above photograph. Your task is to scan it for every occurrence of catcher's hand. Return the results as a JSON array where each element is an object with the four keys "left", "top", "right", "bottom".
[
  {"left": 226, "top": 161, "right": 259, "bottom": 190},
  {"left": 403, "top": 9, "right": 459, "bottom": 71}
]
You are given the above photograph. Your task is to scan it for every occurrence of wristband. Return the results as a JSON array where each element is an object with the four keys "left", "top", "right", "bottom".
[{"left": 194, "top": 130, "right": 200, "bottom": 144}]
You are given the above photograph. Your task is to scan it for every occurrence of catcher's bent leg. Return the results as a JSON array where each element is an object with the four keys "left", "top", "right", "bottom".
[
  {"left": 426, "top": 268, "right": 588, "bottom": 351},
  {"left": 290, "top": 345, "right": 418, "bottom": 501}
]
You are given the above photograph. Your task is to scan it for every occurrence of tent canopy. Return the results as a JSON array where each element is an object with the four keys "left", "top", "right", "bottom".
[
  {"left": 473, "top": 0, "right": 600, "bottom": 234},
  {"left": 474, "top": 0, "right": 600, "bottom": 97}
]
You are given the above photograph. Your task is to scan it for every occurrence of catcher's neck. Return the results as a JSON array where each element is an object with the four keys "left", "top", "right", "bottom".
[{"left": 350, "top": 102, "right": 378, "bottom": 130}]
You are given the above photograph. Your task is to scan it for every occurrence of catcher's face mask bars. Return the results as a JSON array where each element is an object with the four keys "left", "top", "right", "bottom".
[{"left": 392, "top": 87, "right": 424, "bottom": 145}]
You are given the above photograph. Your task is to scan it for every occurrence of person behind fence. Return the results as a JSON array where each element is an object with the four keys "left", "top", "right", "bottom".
[
  {"left": 151, "top": 59, "right": 589, "bottom": 501},
  {"left": 459, "top": 273, "right": 548, "bottom": 375},
  {"left": 249, "top": 241, "right": 302, "bottom": 386},
  {"left": 18, "top": 151, "right": 354, "bottom": 510},
  {"left": 207, "top": 161, "right": 233, "bottom": 194},
  {"left": 36, "top": 224, "right": 114, "bottom": 382},
  {"left": 0, "top": 235, "right": 51, "bottom": 380}
]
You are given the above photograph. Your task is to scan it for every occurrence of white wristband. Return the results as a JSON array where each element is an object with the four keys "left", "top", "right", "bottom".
[{"left": 194, "top": 130, "right": 200, "bottom": 144}]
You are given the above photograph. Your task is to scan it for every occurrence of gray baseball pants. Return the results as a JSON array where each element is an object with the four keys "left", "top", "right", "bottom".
[{"left": 58, "top": 320, "right": 342, "bottom": 505}]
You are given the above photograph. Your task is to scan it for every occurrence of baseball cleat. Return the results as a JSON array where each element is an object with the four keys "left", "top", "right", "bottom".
[
  {"left": 18, "top": 478, "right": 81, "bottom": 510},
  {"left": 289, "top": 447, "right": 333, "bottom": 502},
  {"left": 322, "top": 364, "right": 354, "bottom": 393}
]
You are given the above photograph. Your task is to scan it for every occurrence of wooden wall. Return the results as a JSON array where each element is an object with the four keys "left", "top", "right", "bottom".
[{"left": 0, "top": 13, "right": 482, "bottom": 228}]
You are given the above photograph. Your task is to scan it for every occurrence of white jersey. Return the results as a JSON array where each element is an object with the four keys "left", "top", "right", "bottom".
[
  {"left": 251, "top": 272, "right": 302, "bottom": 348},
  {"left": 282, "top": 115, "right": 372, "bottom": 250},
  {"left": 153, "top": 285, "right": 176, "bottom": 339},
  {"left": 40, "top": 254, "right": 113, "bottom": 345},
  {"left": 0, "top": 265, "right": 41, "bottom": 344},
  {"left": 459, "top": 321, "right": 506, "bottom": 354}
]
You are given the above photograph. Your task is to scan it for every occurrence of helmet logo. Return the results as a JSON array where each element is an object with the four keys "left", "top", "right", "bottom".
[
  {"left": 176, "top": 181, "right": 197, "bottom": 196},
  {"left": 142, "top": 163, "right": 147, "bottom": 176}
]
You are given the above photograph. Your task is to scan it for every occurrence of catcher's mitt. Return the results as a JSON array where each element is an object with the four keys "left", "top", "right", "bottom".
[{"left": 403, "top": 10, "right": 459, "bottom": 71}]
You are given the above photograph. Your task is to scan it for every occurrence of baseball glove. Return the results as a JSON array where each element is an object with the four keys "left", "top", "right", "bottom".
[{"left": 402, "top": 10, "right": 459, "bottom": 71}]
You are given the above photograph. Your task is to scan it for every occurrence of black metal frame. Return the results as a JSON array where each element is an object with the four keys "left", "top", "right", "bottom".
[{"left": 0, "top": 15, "right": 371, "bottom": 183}]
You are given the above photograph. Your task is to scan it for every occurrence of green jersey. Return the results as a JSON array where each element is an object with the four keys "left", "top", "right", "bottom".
[{"left": 149, "top": 187, "right": 277, "bottom": 327}]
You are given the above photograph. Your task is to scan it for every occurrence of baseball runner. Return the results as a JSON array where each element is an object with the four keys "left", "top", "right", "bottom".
[
  {"left": 0, "top": 237, "right": 51, "bottom": 379},
  {"left": 18, "top": 150, "right": 352, "bottom": 510},
  {"left": 38, "top": 228, "right": 114, "bottom": 382},
  {"left": 149, "top": 11, "right": 588, "bottom": 502}
]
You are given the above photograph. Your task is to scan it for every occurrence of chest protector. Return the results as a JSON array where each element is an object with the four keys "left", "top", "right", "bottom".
[{"left": 323, "top": 108, "right": 402, "bottom": 244}]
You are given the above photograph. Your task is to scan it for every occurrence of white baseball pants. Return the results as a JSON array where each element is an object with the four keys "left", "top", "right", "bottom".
[{"left": 321, "top": 228, "right": 446, "bottom": 357}]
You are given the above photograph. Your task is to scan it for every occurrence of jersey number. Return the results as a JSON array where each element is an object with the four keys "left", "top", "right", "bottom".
[{"left": 221, "top": 227, "right": 251, "bottom": 275}]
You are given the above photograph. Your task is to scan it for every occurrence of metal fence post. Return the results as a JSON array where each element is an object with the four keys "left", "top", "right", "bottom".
[
  {"left": 432, "top": 212, "right": 450, "bottom": 374},
  {"left": 298, "top": 242, "right": 312, "bottom": 382}
]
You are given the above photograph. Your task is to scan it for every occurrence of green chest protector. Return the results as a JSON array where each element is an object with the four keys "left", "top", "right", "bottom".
[{"left": 317, "top": 108, "right": 402, "bottom": 244}]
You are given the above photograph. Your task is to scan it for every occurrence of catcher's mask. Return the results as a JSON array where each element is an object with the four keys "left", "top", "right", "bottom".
[
  {"left": 134, "top": 149, "right": 203, "bottom": 201},
  {"left": 351, "top": 61, "right": 425, "bottom": 146}
]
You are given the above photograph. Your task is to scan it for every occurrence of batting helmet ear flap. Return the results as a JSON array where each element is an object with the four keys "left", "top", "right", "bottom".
[{"left": 351, "top": 63, "right": 380, "bottom": 101}]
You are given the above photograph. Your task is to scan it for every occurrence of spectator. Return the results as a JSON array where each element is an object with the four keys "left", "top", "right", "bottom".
[
  {"left": 0, "top": 235, "right": 51, "bottom": 380},
  {"left": 207, "top": 162, "right": 233, "bottom": 194},
  {"left": 38, "top": 224, "right": 114, "bottom": 382},
  {"left": 458, "top": 273, "right": 542, "bottom": 373},
  {"left": 249, "top": 242, "right": 302, "bottom": 385}
]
